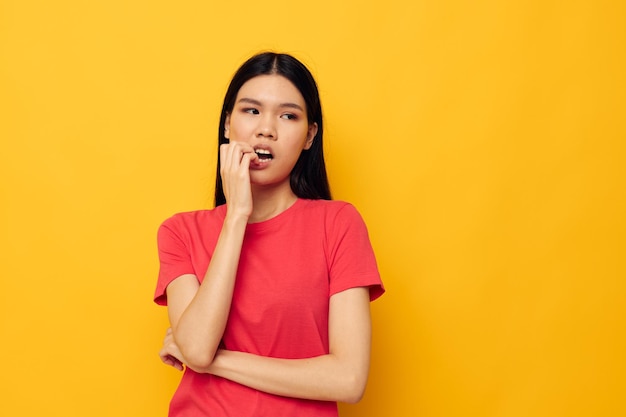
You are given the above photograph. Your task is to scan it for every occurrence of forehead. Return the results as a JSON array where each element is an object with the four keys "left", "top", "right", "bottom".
[{"left": 236, "top": 74, "right": 305, "bottom": 106}]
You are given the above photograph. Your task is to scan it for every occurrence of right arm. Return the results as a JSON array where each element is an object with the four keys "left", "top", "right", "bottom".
[{"left": 161, "top": 142, "right": 256, "bottom": 370}]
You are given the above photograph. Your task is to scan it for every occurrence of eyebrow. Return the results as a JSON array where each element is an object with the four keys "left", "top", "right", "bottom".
[{"left": 237, "top": 97, "right": 304, "bottom": 112}]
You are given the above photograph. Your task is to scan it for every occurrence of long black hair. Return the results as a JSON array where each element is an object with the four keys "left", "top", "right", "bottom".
[{"left": 214, "top": 52, "right": 331, "bottom": 206}]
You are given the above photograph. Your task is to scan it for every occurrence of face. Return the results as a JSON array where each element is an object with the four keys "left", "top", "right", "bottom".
[{"left": 224, "top": 74, "right": 318, "bottom": 188}]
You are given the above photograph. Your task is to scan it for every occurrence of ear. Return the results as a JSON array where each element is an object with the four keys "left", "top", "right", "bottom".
[
  {"left": 304, "top": 122, "right": 318, "bottom": 150},
  {"left": 224, "top": 114, "right": 231, "bottom": 139}
]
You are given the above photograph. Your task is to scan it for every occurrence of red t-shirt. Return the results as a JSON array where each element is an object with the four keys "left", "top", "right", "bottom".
[{"left": 155, "top": 198, "right": 384, "bottom": 417}]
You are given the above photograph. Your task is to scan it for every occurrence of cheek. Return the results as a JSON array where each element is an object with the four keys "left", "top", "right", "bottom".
[
  {"left": 285, "top": 142, "right": 308, "bottom": 163},
  {"left": 284, "top": 124, "right": 310, "bottom": 144},
  {"left": 229, "top": 119, "right": 254, "bottom": 139}
]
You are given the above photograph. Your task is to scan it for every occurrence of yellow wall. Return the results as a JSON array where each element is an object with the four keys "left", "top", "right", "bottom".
[{"left": 1, "top": 1, "right": 624, "bottom": 415}]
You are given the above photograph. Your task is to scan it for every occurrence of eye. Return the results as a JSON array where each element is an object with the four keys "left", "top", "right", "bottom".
[
  {"left": 281, "top": 113, "right": 298, "bottom": 120},
  {"left": 243, "top": 108, "right": 259, "bottom": 115}
]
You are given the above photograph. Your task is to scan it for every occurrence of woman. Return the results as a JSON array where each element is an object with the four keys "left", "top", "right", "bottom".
[{"left": 155, "top": 52, "right": 384, "bottom": 416}]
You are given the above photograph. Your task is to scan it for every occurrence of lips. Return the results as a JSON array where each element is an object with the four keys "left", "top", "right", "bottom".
[
  {"left": 254, "top": 148, "right": 273, "bottom": 160},
  {"left": 253, "top": 145, "right": 274, "bottom": 161}
]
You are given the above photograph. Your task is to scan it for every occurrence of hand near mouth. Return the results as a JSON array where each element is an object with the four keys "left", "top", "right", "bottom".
[{"left": 220, "top": 141, "right": 258, "bottom": 218}]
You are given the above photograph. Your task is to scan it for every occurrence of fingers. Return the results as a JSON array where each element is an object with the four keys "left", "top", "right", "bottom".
[
  {"left": 220, "top": 141, "right": 257, "bottom": 174},
  {"left": 168, "top": 356, "right": 184, "bottom": 371},
  {"left": 159, "top": 328, "right": 184, "bottom": 371},
  {"left": 162, "top": 327, "right": 174, "bottom": 344},
  {"left": 160, "top": 352, "right": 184, "bottom": 371},
  {"left": 219, "top": 142, "right": 256, "bottom": 215}
]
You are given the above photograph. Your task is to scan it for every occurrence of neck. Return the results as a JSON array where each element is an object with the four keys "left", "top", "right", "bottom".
[{"left": 248, "top": 182, "right": 298, "bottom": 223}]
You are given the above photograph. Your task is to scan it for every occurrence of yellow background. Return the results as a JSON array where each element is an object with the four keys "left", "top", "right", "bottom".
[{"left": 1, "top": 1, "right": 624, "bottom": 416}]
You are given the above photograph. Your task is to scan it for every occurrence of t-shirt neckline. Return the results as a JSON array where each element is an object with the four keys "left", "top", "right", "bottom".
[{"left": 242, "top": 198, "right": 306, "bottom": 234}]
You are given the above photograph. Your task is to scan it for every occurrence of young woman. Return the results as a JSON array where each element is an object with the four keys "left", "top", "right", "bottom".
[{"left": 155, "top": 52, "right": 384, "bottom": 416}]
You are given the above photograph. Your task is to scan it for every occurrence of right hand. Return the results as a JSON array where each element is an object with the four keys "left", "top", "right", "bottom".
[{"left": 220, "top": 141, "right": 258, "bottom": 218}]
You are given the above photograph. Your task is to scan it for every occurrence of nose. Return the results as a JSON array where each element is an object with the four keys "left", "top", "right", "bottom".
[{"left": 256, "top": 114, "right": 276, "bottom": 139}]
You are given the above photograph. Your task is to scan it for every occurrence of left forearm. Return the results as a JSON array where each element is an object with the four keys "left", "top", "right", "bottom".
[{"left": 208, "top": 349, "right": 368, "bottom": 404}]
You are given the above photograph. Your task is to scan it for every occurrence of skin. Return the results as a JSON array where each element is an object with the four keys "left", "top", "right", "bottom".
[{"left": 159, "top": 74, "right": 372, "bottom": 403}]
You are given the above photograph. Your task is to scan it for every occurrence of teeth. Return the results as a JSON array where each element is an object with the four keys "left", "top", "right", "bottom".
[{"left": 255, "top": 149, "right": 271, "bottom": 155}]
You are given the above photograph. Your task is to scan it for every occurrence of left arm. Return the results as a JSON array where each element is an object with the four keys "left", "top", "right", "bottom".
[{"left": 208, "top": 287, "right": 372, "bottom": 403}]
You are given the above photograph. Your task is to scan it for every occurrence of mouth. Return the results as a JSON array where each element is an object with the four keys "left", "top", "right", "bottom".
[{"left": 254, "top": 148, "right": 273, "bottom": 161}]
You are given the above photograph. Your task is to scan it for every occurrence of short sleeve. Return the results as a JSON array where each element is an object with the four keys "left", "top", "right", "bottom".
[
  {"left": 327, "top": 204, "right": 384, "bottom": 301},
  {"left": 154, "top": 216, "right": 196, "bottom": 306}
]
